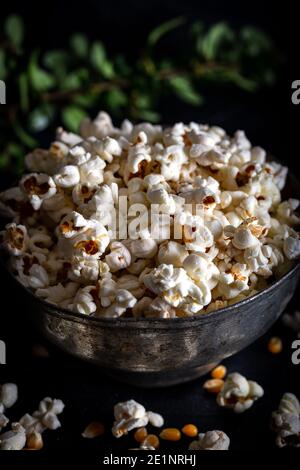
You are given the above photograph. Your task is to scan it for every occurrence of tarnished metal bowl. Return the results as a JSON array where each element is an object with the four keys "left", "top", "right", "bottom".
[
  {"left": 18, "top": 261, "right": 300, "bottom": 387},
  {"left": 3, "top": 168, "right": 300, "bottom": 387}
]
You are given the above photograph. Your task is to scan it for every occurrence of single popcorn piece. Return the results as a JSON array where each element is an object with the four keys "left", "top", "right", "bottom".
[
  {"left": 112, "top": 400, "right": 163, "bottom": 438},
  {"left": 217, "top": 372, "right": 264, "bottom": 413},
  {"left": 20, "top": 173, "right": 56, "bottom": 210},
  {"left": 1, "top": 223, "right": 28, "bottom": 256},
  {"left": 1, "top": 112, "right": 299, "bottom": 318},
  {"left": 0, "top": 423, "right": 26, "bottom": 450},
  {"left": 19, "top": 397, "right": 65, "bottom": 435},
  {"left": 0, "top": 383, "right": 18, "bottom": 432},
  {"left": 189, "top": 430, "right": 230, "bottom": 450},
  {"left": 271, "top": 393, "right": 300, "bottom": 448}
]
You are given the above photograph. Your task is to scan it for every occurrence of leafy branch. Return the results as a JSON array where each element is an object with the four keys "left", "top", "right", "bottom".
[{"left": 0, "top": 15, "right": 279, "bottom": 174}]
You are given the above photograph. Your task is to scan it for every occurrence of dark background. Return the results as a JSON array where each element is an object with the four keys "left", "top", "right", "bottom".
[{"left": 0, "top": 0, "right": 300, "bottom": 454}]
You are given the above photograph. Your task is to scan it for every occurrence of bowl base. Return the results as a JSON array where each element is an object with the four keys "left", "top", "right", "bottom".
[{"left": 104, "top": 363, "right": 217, "bottom": 388}]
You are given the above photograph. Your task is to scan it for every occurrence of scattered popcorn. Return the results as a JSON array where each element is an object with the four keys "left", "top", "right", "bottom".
[
  {"left": 189, "top": 430, "right": 230, "bottom": 450},
  {"left": 0, "top": 383, "right": 18, "bottom": 432},
  {"left": 112, "top": 400, "right": 163, "bottom": 438},
  {"left": 19, "top": 397, "right": 65, "bottom": 435},
  {"left": 0, "top": 423, "right": 26, "bottom": 450},
  {"left": 271, "top": 393, "right": 300, "bottom": 447},
  {"left": 1, "top": 113, "right": 299, "bottom": 317},
  {"left": 216, "top": 372, "right": 264, "bottom": 413}
]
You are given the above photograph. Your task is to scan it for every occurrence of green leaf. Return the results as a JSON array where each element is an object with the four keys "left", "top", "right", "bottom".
[
  {"left": 220, "top": 69, "right": 257, "bottom": 91},
  {"left": 240, "top": 27, "right": 272, "bottom": 57},
  {"left": 135, "top": 92, "right": 153, "bottom": 110},
  {"left": 0, "top": 152, "right": 9, "bottom": 169},
  {"left": 147, "top": 16, "right": 185, "bottom": 47},
  {"left": 168, "top": 76, "right": 203, "bottom": 105},
  {"left": 201, "top": 22, "right": 235, "bottom": 61},
  {"left": 28, "top": 105, "right": 55, "bottom": 132},
  {"left": 114, "top": 55, "right": 132, "bottom": 76},
  {"left": 90, "top": 42, "right": 115, "bottom": 78},
  {"left": 61, "top": 69, "right": 88, "bottom": 91},
  {"left": 70, "top": 34, "right": 89, "bottom": 58},
  {"left": 72, "top": 93, "right": 97, "bottom": 108},
  {"left": 4, "top": 15, "right": 24, "bottom": 48},
  {"left": 18, "top": 73, "right": 29, "bottom": 111},
  {"left": 62, "top": 106, "right": 87, "bottom": 133},
  {"left": 134, "top": 109, "right": 160, "bottom": 122},
  {"left": 105, "top": 88, "right": 128, "bottom": 110},
  {"left": 0, "top": 50, "right": 7, "bottom": 80},
  {"left": 13, "top": 122, "right": 38, "bottom": 148},
  {"left": 43, "top": 50, "right": 68, "bottom": 80},
  {"left": 29, "top": 52, "right": 56, "bottom": 92},
  {"left": 90, "top": 41, "right": 106, "bottom": 68}
]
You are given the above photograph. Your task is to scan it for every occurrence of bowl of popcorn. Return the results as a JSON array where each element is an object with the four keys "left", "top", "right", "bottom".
[{"left": 1, "top": 112, "right": 300, "bottom": 386}]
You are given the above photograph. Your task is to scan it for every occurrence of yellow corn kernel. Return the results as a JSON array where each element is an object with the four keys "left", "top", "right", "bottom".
[
  {"left": 211, "top": 365, "right": 227, "bottom": 380},
  {"left": 268, "top": 337, "right": 283, "bottom": 354},
  {"left": 203, "top": 378, "right": 224, "bottom": 394},
  {"left": 181, "top": 424, "right": 198, "bottom": 437},
  {"left": 134, "top": 427, "right": 148, "bottom": 443},
  {"left": 159, "top": 428, "right": 181, "bottom": 441},
  {"left": 142, "top": 434, "right": 160, "bottom": 449}
]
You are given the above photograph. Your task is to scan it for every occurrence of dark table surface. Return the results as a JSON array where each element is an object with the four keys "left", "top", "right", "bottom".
[{"left": 1, "top": 261, "right": 299, "bottom": 452}]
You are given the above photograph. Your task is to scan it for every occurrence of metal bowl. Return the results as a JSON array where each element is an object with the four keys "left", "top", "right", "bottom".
[
  {"left": 16, "top": 261, "right": 300, "bottom": 387},
  {"left": 3, "top": 168, "right": 300, "bottom": 387}
]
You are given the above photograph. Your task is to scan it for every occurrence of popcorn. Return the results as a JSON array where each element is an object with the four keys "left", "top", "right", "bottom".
[
  {"left": 105, "top": 241, "right": 131, "bottom": 272},
  {"left": 72, "top": 285, "right": 98, "bottom": 315},
  {"left": 0, "top": 187, "right": 26, "bottom": 218},
  {"left": 217, "top": 372, "right": 264, "bottom": 413},
  {"left": 283, "top": 235, "right": 300, "bottom": 260},
  {"left": 20, "top": 173, "right": 56, "bottom": 210},
  {"left": 271, "top": 393, "right": 300, "bottom": 448},
  {"left": 189, "top": 430, "right": 230, "bottom": 450},
  {"left": 69, "top": 256, "right": 100, "bottom": 283},
  {"left": 54, "top": 165, "right": 80, "bottom": 188},
  {"left": 19, "top": 397, "right": 65, "bottom": 435},
  {"left": 0, "top": 423, "right": 26, "bottom": 450},
  {"left": 1, "top": 113, "right": 299, "bottom": 318},
  {"left": 157, "top": 241, "right": 188, "bottom": 267},
  {"left": 0, "top": 383, "right": 18, "bottom": 432},
  {"left": 1, "top": 223, "right": 28, "bottom": 256},
  {"left": 72, "top": 223, "right": 110, "bottom": 258},
  {"left": 112, "top": 400, "right": 163, "bottom": 438},
  {"left": 128, "top": 238, "right": 158, "bottom": 259}
]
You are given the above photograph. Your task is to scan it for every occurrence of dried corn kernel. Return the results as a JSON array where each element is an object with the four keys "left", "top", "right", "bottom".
[
  {"left": 26, "top": 431, "right": 43, "bottom": 450},
  {"left": 268, "top": 337, "right": 283, "bottom": 354},
  {"left": 82, "top": 421, "right": 105, "bottom": 438},
  {"left": 134, "top": 427, "right": 148, "bottom": 443},
  {"left": 203, "top": 378, "right": 224, "bottom": 394},
  {"left": 159, "top": 428, "right": 181, "bottom": 441},
  {"left": 181, "top": 424, "right": 198, "bottom": 437},
  {"left": 211, "top": 365, "right": 227, "bottom": 380},
  {"left": 142, "top": 434, "right": 160, "bottom": 449}
]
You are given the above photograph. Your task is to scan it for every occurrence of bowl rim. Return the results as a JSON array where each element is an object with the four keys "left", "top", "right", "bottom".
[{"left": 4, "top": 255, "right": 300, "bottom": 327}]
